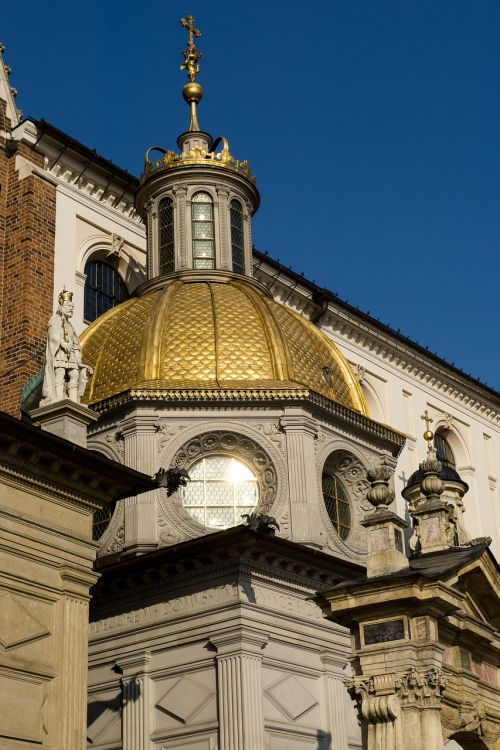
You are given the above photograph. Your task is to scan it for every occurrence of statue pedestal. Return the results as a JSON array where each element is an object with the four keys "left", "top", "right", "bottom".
[{"left": 29, "top": 399, "right": 99, "bottom": 447}]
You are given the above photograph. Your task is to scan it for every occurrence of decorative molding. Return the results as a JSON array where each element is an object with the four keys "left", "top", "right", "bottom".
[{"left": 253, "top": 263, "right": 500, "bottom": 425}]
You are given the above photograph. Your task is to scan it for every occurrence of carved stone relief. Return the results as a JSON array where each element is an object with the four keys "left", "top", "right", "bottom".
[
  {"left": 316, "top": 441, "right": 375, "bottom": 561},
  {"left": 155, "top": 422, "right": 287, "bottom": 545},
  {"left": 97, "top": 501, "right": 125, "bottom": 556}
]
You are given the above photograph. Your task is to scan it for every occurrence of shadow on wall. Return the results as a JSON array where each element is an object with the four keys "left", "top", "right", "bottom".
[
  {"left": 87, "top": 668, "right": 141, "bottom": 744},
  {"left": 316, "top": 730, "right": 332, "bottom": 749},
  {"left": 445, "top": 733, "right": 490, "bottom": 749}
]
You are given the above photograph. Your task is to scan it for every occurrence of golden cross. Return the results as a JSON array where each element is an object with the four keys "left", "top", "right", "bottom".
[
  {"left": 180, "top": 15, "right": 201, "bottom": 49},
  {"left": 179, "top": 15, "right": 202, "bottom": 83},
  {"left": 421, "top": 410, "right": 434, "bottom": 448}
]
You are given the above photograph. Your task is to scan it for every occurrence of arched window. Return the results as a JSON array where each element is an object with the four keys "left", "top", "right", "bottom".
[
  {"left": 230, "top": 199, "right": 245, "bottom": 274},
  {"left": 191, "top": 192, "right": 215, "bottom": 269},
  {"left": 322, "top": 472, "right": 351, "bottom": 540},
  {"left": 158, "top": 197, "right": 175, "bottom": 275},
  {"left": 434, "top": 430, "right": 456, "bottom": 468},
  {"left": 84, "top": 260, "right": 128, "bottom": 323}
]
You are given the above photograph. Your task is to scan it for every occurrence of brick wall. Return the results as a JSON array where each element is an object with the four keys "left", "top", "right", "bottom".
[{"left": 0, "top": 104, "right": 56, "bottom": 416}]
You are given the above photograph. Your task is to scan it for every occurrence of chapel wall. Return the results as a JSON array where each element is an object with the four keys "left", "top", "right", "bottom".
[{"left": 88, "top": 565, "right": 359, "bottom": 749}]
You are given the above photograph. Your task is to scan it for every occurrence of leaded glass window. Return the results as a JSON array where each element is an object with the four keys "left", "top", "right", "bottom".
[
  {"left": 84, "top": 260, "right": 128, "bottom": 323},
  {"left": 322, "top": 473, "right": 351, "bottom": 540},
  {"left": 182, "top": 455, "right": 258, "bottom": 529},
  {"left": 434, "top": 431, "right": 456, "bottom": 468},
  {"left": 191, "top": 192, "right": 215, "bottom": 269},
  {"left": 158, "top": 196, "right": 175, "bottom": 274},
  {"left": 230, "top": 199, "right": 245, "bottom": 274}
]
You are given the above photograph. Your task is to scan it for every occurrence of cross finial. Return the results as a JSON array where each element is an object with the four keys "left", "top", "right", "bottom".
[
  {"left": 421, "top": 410, "right": 434, "bottom": 449},
  {"left": 180, "top": 15, "right": 202, "bottom": 83}
]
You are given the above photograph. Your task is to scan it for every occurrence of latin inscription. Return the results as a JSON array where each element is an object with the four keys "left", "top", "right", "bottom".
[
  {"left": 363, "top": 619, "right": 405, "bottom": 645},
  {"left": 89, "top": 583, "right": 323, "bottom": 636}
]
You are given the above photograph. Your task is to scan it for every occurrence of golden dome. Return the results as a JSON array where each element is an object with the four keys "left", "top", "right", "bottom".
[{"left": 80, "top": 275, "right": 368, "bottom": 413}]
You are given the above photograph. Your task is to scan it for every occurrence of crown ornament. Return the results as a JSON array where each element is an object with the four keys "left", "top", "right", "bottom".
[
  {"left": 58, "top": 287, "right": 73, "bottom": 305},
  {"left": 141, "top": 136, "right": 254, "bottom": 184}
]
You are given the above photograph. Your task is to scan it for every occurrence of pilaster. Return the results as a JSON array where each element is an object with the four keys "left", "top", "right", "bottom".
[
  {"left": 210, "top": 628, "right": 267, "bottom": 750},
  {"left": 216, "top": 186, "right": 231, "bottom": 270},
  {"left": 122, "top": 424, "right": 156, "bottom": 474},
  {"left": 173, "top": 184, "right": 188, "bottom": 270},
  {"left": 57, "top": 567, "right": 98, "bottom": 750},
  {"left": 116, "top": 651, "right": 153, "bottom": 750},
  {"left": 320, "top": 653, "right": 350, "bottom": 749},
  {"left": 280, "top": 412, "right": 318, "bottom": 542},
  {"left": 123, "top": 491, "right": 158, "bottom": 553}
]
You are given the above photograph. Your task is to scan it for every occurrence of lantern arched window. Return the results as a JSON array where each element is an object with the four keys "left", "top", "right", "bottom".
[
  {"left": 191, "top": 192, "right": 215, "bottom": 269},
  {"left": 230, "top": 199, "right": 245, "bottom": 274},
  {"left": 158, "top": 197, "right": 175, "bottom": 275}
]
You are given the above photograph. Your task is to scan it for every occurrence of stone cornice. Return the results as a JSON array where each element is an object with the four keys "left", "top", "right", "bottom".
[
  {"left": 253, "top": 257, "right": 500, "bottom": 425},
  {"left": 0, "top": 411, "right": 157, "bottom": 511},
  {"left": 88, "top": 388, "right": 405, "bottom": 457},
  {"left": 92, "top": 526, "right": 363, "bottom": 612},
  {"left": 12, "top": 118, "right": 143, "bottom": 224}
]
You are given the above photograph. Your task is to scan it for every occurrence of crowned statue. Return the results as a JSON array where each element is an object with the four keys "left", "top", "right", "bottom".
[{"left": 40, "top": 288, "right": 92, "bottom": 406}]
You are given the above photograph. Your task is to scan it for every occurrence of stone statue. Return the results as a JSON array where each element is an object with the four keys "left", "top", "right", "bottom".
[{"left": 40, "top": 288, "right": 92, "bottom": 405}]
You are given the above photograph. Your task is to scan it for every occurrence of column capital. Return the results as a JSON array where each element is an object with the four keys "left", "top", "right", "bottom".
[
  {"left": 116, "top": 650, "right": 152, "bottom": 679},
  {"left": 209, "top": 627, "right": 268, "bottom": 656},
  {"left": 279, "top": 414, "right": 317, "bottom": 436},
  {"left": 320, "top": 651, "right": 349, "bottom": 674}
]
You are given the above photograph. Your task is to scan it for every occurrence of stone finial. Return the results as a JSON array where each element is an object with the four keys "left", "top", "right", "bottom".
[
  {"left": 362, "top": 459, "right": 408, "bottom": 578},
  {"left": 366, "top": 459, "right": 395, "bottom": 511},
  {"left": 403, "top": 414, "right": 456, "bottom": 554}
]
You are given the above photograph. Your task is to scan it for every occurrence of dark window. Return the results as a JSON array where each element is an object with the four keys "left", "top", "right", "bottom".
[
  {"left": 92, "top": 502, "right": 116, "bottom": 541},
  {"left": 322, "top": 473, "right": 351, "bottom": 540},
  {"left": 84, "top": 260, "right": 128, "bottom": 323},
  {"left": 191, "top": 192, "right": 215, "bottom": 269},
  {"left": 158, "top": 197, "right": 175, "bottom": 274},
  {"left": 434, "top": 431, "right": 456, "bottom": 468},
  {"left": 230, "top": 199, "right": 245, "bottom": 274}
]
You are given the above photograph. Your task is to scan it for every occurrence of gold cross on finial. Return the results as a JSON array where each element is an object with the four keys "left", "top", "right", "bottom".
[
  {"left": 180, "top": 15, "right": 202, "bottom": 83},
  {"left": 421, "top": 410, "right": 434, "bottom": 449}
]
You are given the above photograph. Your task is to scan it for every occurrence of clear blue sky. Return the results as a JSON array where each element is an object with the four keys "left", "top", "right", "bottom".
[{"left": 2, "top": 0, "right": 499, "bottom": 389}]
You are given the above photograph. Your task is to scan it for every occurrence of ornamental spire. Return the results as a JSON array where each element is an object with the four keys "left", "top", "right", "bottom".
[{"left": 179, "top": 15, "right": 203, "bottom": 132}]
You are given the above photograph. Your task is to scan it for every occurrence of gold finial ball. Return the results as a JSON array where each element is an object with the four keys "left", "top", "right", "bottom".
[
  {"left": 182, "top": 81, "right": 203, "bottom": 104},
  {"left": 424, "top": 429, "right": 434, "bottom": 444}
]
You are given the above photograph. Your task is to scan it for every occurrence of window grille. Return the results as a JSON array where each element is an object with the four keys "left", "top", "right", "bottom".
[
  {"left": 182, "top": 455, "right": 258, "bottom": 529},
  {"left": 230, "top": 199, "right": 245, "bottom": 274},
  {"left": 322, "top": 473, "right": 351, "bottom": 540},
  {"left": 158, "top": 197, "right": 175, "bottom": 274},
  {"left": 84, "top": 260, "right": 128, "bottom": 323},
  {"left": 191, "top": 192, "right": 215, "bottom": 269},
  {"left": 434, "top": 431, "right": 456, "bottom": 468}
]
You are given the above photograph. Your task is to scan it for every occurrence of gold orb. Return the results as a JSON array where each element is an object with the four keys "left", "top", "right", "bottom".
[
  {"left": 182, "top": 82, "right": 203, "bottom": 104},
  {"left": 424, "top": 430, "right": 434, "bottom": 443}
]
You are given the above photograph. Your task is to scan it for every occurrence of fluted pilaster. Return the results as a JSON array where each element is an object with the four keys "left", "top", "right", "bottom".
[
  {"left": 117, "top": 652, "right": 153, "bottom": 750},
  {"left": 211, "top": 629, "right": 267, "bottom": 750},
  {"left": 280, "top": 413, "right": 318, "bottom": 541},
  {"left": 58, "top": 568, "right": 98, "bottom": 750},
  {"left": 320, "top": 653, "right": 349, "bottom": 749}
]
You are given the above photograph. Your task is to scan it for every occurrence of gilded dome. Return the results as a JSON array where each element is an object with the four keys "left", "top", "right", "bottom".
[{"left": 80, "top": 275, "right": 368, "bottom": 413}]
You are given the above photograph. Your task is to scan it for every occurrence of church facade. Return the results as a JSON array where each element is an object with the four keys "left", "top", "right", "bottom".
[{"left": 0, "top": 20, "right": 499, "bottom": 750}]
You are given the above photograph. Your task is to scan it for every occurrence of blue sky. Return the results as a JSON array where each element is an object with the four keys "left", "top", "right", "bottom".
[{"left": 2, "top": 0, "right": 499, "bottom": 389}]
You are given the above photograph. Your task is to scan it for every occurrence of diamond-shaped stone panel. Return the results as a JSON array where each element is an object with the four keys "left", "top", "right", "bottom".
[
  {"left": 156, "top": 675, "right": 214, "bottom": 724},
  {"left": 0, "top": 593, "right": 50, "bottom": 649},
  {"left": 266, "top": 674, "right": 318, "bottom": 721}
]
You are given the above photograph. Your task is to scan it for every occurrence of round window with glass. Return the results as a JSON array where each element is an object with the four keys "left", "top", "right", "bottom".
[
  {"left": 322, "top": 473, "right": 351, "bottom": 540},
  {"left": 181, "top": 455, "right": 259, "bottom": 529}
]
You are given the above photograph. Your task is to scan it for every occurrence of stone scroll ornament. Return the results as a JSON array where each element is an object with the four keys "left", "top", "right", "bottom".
[{"left": 41, "top": 288, "right": 93, "bottom": 405}]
